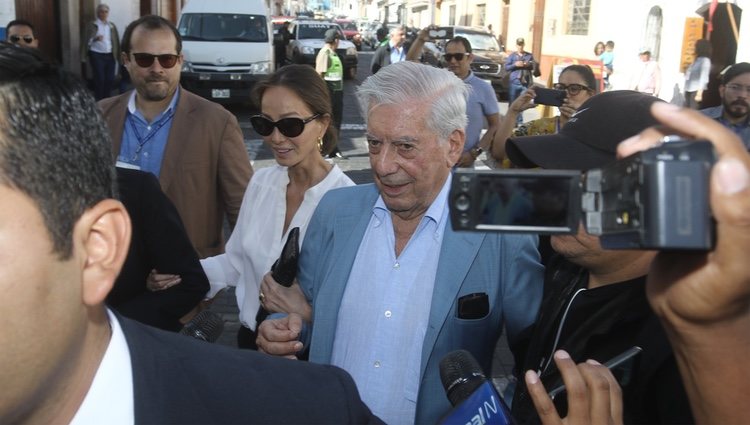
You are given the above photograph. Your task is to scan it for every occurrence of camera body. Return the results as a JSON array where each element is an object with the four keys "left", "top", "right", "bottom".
[{"left": 450, "top": 141, "right": 716, "bottom": 250}]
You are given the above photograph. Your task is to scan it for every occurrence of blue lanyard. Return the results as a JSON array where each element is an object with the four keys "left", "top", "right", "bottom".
[{"left": 126, "top": 109, "right": 175, "bottom": 161}]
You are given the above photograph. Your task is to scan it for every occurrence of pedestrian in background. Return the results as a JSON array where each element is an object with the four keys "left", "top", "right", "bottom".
[
  {"left": 632, "top": 48, "right": 661, "bottom": 97},
  {"left": 505, "top": 37, "right": 535, "bottom": 124},
  {"left": 684, "top": 39, "right": 712, "bottom": 109},
  {"left": 82, "top": 3, "right": 120, "bottom": 100},
  {"left": 5, "top": 19, "right": 38, "bottom": 48},
  {"left": 316, "top": 28, "right": 345, "bottom": 158}
]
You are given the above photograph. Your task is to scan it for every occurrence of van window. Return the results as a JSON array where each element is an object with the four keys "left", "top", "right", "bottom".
[{"left": 178, "top": 14, "right": 268, "bottom": 42}]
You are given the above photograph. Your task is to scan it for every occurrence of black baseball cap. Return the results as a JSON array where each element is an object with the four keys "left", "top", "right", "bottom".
[
  {"left": 324, "top": 28, "right": 340, "bottom": 43},
  {"left": 516, "top": 37, "right": 525, "bottom": 45},
  {"left": 506, "top": 90, "right": 663, "bottom": 170}
]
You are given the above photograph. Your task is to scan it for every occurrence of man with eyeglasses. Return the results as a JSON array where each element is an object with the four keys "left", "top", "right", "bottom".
[
  {"left": 701, "top": 62, "right": 750, "bottom": 149},
  {"left": 81, "top": 3, "right": 120, "bottom": 100},
  {"left": 98, "top": 15, "right": 252, "bottom": 259},
  {"left": 442, "top": 36, "right": 499, "bottom": 167},
  {"left": 5, "top": 19, "right": 38, "bottom": 48}
]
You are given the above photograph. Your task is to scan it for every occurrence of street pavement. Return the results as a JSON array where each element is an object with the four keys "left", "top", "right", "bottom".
[{"left": 206, "top": 49, "right": 543, "bottom": 388}]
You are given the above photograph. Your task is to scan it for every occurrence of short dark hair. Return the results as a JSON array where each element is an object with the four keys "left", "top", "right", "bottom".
[
  {"left": 722, "top": 62, "right": 750, "bottom": 85},
  {"left": 605, "top": 41, "right": 615, "bottom": 48},
  {"left": 6, "top": 19, "right": 36, "bottom": 38},
  {"left": 694, "top": 39, "right": 712, "bottom": 58},
  {"left": 447, "top": 36, "right": 472, "bottom": 53},
  {"left": 251, "top": 64, "right": 337, "bottom": 155},
  {"left": 121, "top": 15, "right": 182, "bottom": 55},
  {"left": 0, "top": 43, "right": 116, "bottom": 259},
  {"left": 560, "top": 64, "right": 598, "bottom": 93}
]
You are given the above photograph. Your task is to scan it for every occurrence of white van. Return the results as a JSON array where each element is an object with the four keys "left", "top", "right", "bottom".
[{"left": 177, "top": 0, "right": 273, "bottom": 103}]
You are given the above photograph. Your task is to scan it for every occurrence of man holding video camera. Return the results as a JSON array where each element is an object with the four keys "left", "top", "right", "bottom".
[{"left": 504, "top": 91, "right": 694, "bottom": 425}]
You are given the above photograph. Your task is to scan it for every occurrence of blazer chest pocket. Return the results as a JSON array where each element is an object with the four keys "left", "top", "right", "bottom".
[{"left": 457, "top": 292, "right": 489, "bottom": 320}]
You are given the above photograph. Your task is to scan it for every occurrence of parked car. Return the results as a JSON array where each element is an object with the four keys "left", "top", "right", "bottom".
[
  {"left": 177, "top": 0, "right": 273, "bottom": 103},
  {"left": 334, "top": 19, "right": 362, "bottom": 51},
  {"left": 418, "top": 26, "right": 508, "bottom": 100},
  {"left": 286, "top": 20, "right": 358, "bottom": 79}
]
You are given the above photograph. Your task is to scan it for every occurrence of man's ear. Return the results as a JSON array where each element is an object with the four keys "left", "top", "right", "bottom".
[
  {"left": 75, "top": 199, "right": 131, "bottom": 307},
  {"left": 446, "top": 128, "right": 465, "bottom": 166}
]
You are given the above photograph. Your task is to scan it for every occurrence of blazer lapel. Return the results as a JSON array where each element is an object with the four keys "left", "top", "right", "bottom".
[
  {"left": 158, "top": 88, "right": 193, "bottom": 192},
  {"left": 311, "top": 185, "right": 379, "bottom": 362},
  {"left": 420, "top": 226, "right": 485, "bottom": 376}
]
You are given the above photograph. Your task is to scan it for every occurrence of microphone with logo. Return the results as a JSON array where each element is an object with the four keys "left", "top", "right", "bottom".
[
  {"left": 179, "top": 310, "right": 225, "bottom": 343},
  {"left": 439, "top": 349, "right": 515, "bottom": 425}
]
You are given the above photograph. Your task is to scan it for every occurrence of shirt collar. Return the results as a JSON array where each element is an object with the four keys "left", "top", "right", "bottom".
[{"left": 372, "top": 173, "right": 452, "bottom": 228}]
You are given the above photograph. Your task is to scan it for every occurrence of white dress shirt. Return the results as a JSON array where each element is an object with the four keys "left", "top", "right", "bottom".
[
  {"left": 201, "top": 164, "right": 354, "bottom": 330},
  {"left": 89, "top": 19, "right": 112, "bottom": 54},
  {"left": 70, "top": 309, "right": 134, "bottom": 425}
]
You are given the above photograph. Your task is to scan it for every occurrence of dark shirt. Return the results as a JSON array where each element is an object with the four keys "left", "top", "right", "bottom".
[{"left": 511, "top": 255, "right": 694, "bottom": 425}]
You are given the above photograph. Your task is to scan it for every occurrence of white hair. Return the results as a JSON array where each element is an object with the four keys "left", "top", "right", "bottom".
[{"left": 356, "top": 61, "right": 468, "bottom": 142}]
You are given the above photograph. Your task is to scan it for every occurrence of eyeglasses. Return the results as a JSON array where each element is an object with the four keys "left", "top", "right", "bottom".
[
  {"left": 553, "top": 83, "right": 592, "bottom": 96},
  {"left": 725, "top": 84, "right": 750, "bottom": 96},
  {"left": 9, "top": 35, "right": 34, "bottom": 44},
  {"left": 131, "top": 53, "right": 180, "bottom": 69},
  {"left": 250, "top": 114, "right": 320, "bottom": 137},
  {"left": 443, "top": 53, "right": 470, "bottom": 62}
]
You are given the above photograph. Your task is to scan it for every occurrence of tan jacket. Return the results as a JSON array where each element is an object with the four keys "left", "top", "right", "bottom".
[{"left": 98, "top": 88, "right": 253, "bottom": 258}]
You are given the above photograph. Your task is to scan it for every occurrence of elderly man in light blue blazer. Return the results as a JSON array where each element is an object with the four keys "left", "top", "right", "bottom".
[{"left": 258, "top": 61, "right": 543, "bottom": 425}]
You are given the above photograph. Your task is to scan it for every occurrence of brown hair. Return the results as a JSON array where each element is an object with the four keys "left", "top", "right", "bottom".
[{"left": 252, "top": 65, "right": 336, "bottom": 155}]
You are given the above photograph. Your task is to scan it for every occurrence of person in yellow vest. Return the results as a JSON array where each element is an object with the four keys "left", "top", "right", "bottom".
[{"left": 316, "top": 28, "right": 345, "bottom": 159}]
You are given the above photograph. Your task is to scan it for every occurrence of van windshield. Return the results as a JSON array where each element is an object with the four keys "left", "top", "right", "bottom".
[{"left": 178, "top": 13, "right": 268, "bottom": 42}]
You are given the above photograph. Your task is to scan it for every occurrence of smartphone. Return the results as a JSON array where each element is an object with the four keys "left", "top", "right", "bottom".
[
  {"left": 428, "top": 27, "right": 454, "bottom": 40},
  {"left": 533, "top": 87, "right": 567, "bottom": 107}
]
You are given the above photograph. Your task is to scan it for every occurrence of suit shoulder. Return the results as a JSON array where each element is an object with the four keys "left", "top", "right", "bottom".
[
  {"left": 319, "top": 183, "right": 376, "bottom": 207},
  {"left": 180, "top": 89, "right": 234, "bottom": 116},
  {"left": 97, "top": 92, "right": 130, "bottom": 113}
]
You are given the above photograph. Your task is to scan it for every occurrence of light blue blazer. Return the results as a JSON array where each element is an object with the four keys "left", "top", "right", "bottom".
[{"left": 298, "top": 183, "right": 543, "bottom": 424}]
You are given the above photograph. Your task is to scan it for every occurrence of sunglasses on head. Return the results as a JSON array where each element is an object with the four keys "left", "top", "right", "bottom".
[
  {"left": 250, "top": 114, "right": 320, "bottom": 137},
  {"left": 131, "top": 53, "right": 180, "bottom": 69},
  {"left": 9, "top": 35, "right": 34, "bottom": 44},
  {"left": 443, "top": 53, "right": 469, "bottom": 62},
  {"left": 553, "top": 83, "right": 591, "bottom": 96}
]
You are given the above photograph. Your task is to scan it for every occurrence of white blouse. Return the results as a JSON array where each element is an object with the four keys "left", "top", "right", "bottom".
[{"left": 200, "top": 164, "right": 354, "bottom": 330}]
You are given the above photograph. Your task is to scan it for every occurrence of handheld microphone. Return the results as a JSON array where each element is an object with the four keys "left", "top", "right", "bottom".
[
  {"left": 271, "top": 227, "right": 300, "bottom": 287},
  {"left": 179, "top": 310, "right": 224, "bottom": 343},
  {"left": 439, "top": 350, "right": 514, "bottom": 425}
]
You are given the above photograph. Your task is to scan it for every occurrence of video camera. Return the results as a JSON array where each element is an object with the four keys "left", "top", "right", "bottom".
[{"left": 450, "top": 140, "right": 716, "bottom": 250}]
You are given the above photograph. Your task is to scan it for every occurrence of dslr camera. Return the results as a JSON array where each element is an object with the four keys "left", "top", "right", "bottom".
[{"left": 450, "top": 140, "right": 716, "bottom": 250}]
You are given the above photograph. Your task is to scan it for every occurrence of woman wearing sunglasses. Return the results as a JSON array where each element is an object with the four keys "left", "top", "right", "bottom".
[
  {"left": 199, "top": 65, "right": 354, "bottom": 349},
  {"left": 488, "top": 64, "right": 598, "bottom": 168}
]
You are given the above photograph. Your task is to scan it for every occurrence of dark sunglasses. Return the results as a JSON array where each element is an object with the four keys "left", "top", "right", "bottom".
[
  {"left": 443, "top": 53, "right": 470, "bottom": 62},
  {"left": 553, "top": 83, "right": 592, "bottom": 96},
  {"left": 250, "top": 114, "right": 320, "bottom": 137},
  {"left": 9, "top": 35, "right": 34, "bottom": 44},
  {"left": 131, "top": 53, "right": 180, "bottom": 69}
]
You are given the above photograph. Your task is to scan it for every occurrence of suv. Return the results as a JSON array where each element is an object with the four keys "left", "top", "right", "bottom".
[
  {"left": 420, "top": 26, "right": 507, "bottom": 100},
  {"left": 286, "top": 20, "right": 358, "bottom": 79}
]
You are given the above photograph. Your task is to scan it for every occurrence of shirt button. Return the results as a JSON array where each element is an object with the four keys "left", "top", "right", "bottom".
[
  {"left": 147, "top": 126, "right": 152, "bottom": 131},
  {"left": 374, "top": 361, "right": 381, "bottom": 368},
  {"left": 393, "top": 262, "right": 400, "bottom": 269},
  {"left": 385, "top": 310, "right": 392, "bottom": 318}
]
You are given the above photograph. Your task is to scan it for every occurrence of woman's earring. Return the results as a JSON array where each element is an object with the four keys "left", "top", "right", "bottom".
[{"left": 317, "top": 136, "right": 324, "bottom": 153}]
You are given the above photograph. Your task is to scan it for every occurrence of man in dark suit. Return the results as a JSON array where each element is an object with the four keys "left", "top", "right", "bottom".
[
  {"left": 0, "top": 42, "right": 380, "bottom": 425},
  {"left": 98, "top": 15, "right": 252, "bottom": 258},
  {"left": 110, "top": 167, "right": 208, "bottom": 331}
]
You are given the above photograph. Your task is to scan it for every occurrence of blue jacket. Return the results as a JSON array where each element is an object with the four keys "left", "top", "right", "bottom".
[{"left": 297, "top": 183, "right": 544, "bottom": 424}]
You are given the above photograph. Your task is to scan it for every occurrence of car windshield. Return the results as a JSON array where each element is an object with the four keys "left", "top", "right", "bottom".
[
  {"left": 339, "top": 22, "right": 357, "bottom": 31},
  {"left": 178, "top": 13, "right": 268, "bottom": 42},
  {"left": 457, "top": 32, "right": 500, "bottom": 51},
  {"left": 298, "top": 23, "right": 338, "bottom": 39}
]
